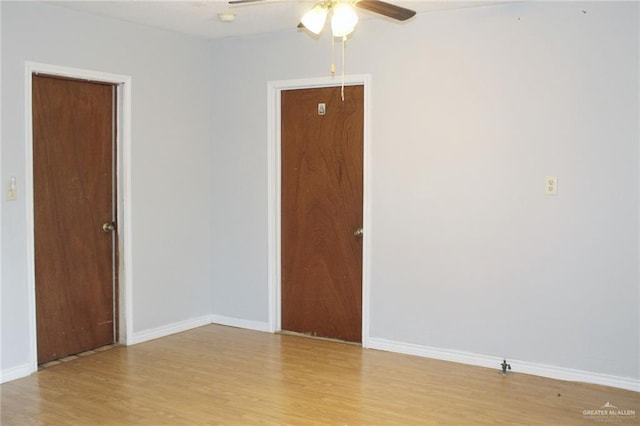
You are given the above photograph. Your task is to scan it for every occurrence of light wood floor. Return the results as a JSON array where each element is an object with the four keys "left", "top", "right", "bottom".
[{"left": 1, "top": 325, "right": 637, "bottom": 425}]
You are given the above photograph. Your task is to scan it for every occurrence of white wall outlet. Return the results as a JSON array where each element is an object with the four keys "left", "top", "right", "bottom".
[
  {"left": 7, "top": 176, "right": 18, "bottom": 201},
  {"left": 545, "top": 176, "right": 557, "bottom": 195}
]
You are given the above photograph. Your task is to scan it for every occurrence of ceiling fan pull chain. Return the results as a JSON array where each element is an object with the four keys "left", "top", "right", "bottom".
[
  {"left": 331, "top": 34, "right": 336, "bottom": 75},
  {"left": 341, "top": 35, "right": 346, "bottom": 102}
]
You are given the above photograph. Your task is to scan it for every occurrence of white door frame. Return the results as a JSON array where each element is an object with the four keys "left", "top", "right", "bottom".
[
  {"left": 266, "top": 75, "right": 372, "bottom": 347},
  {"left": 24, "top": 62, "right": 133, "bottom": 372}
]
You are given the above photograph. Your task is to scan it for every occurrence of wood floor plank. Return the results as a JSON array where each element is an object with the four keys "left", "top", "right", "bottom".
[{"left": 1, "top": 324, "right": 637, "bottom": 425}]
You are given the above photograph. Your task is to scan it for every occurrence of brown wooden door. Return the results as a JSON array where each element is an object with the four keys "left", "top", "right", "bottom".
[
  {"left": 281, "top": 85, "right": 364, "bottom": 343},
  {"left": 33, "top": 75, "right": 116, "bottom": 364}
]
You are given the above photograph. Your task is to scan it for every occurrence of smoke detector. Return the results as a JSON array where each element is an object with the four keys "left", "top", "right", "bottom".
[{"left": 218, "top": 12, "right": 236, "bottom": 23}]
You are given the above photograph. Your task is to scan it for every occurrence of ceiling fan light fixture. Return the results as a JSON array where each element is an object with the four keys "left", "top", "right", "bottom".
[
  {"left": 331, "top": 2, "right": 358, "bottom": 37},
  {"left": 301, "top": 3, "right": 329, "bottom": 35}
]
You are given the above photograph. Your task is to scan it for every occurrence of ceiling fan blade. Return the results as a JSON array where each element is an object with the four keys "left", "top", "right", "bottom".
[
  {"left": 228, "top": 0, "right": 268, "bottom": 4},
  {"left": 354, "top": 0, "right": 416, "bottom": 21}
]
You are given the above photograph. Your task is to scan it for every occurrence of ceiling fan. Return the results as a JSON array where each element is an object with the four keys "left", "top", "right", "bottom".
[
  {"left": 227, "top": 1, "right": 416, "bottom": 100},
  {"left": 228, "top": 0, "right": 416, "bottom": 37}
]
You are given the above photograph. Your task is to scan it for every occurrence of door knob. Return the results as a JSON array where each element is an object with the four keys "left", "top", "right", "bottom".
[
  {"left": 353, "top": 227, "right": 363, "bottom": 238},
  {"left": 102, "top": 222, "right": 115, "bottom": 233}
]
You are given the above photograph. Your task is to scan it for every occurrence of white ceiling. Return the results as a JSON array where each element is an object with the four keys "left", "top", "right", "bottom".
[{"left": 44, "top": 0, "right": 504, "bottom": 40}]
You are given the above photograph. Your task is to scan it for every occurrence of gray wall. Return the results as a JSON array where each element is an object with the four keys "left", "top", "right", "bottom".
[
  {"left": 1, "top": 2, "right": 213, "bottom": 371},
  {"left": 209, "top": 1, "right": 639, "bottom": 379},
  {"left": 2, "top": 0, "right": 638, "bottom": 383}
]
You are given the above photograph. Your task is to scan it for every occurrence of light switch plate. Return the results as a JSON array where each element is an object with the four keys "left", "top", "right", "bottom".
[{"left": 7, "top": 176, "right": 18, "bottom": 201}]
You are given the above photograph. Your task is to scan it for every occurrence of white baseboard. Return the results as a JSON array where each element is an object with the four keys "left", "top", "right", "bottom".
[
  {"left": 367, "top": 337, "right": 640, "bottom": 393},
  {"left": 6, "top": 321, "right": 637, "bottom": 392},
  {"left": 513, "top": 358, "right": 640, "bottom": 393},
  {"left": 130, "top": 315, "right": 213, "bottom": 345},
  {"left": 2, "top": 314, "right": 268, "bottom": 383},
  {"left": 0, "top": 362, "right": 33, "bottom": 384},
  {"left": 210, "top": 314, "right": 270, "bottom": 333}
]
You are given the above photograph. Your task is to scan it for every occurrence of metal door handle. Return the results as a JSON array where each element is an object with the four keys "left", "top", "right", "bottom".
[
  {"left": 353, "top": 227, "right": 363, "bottom": 238},
  {"left": 102, "top": 222, "right": 115, "bottom": 233}
]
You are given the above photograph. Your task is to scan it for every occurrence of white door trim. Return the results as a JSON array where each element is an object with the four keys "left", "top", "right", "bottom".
[
  {"left": 266, "top": 75, "right": 372, "bottom": 347},
  {"left": 24, "top": 62, "right": 133, "bottom": 372}
]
